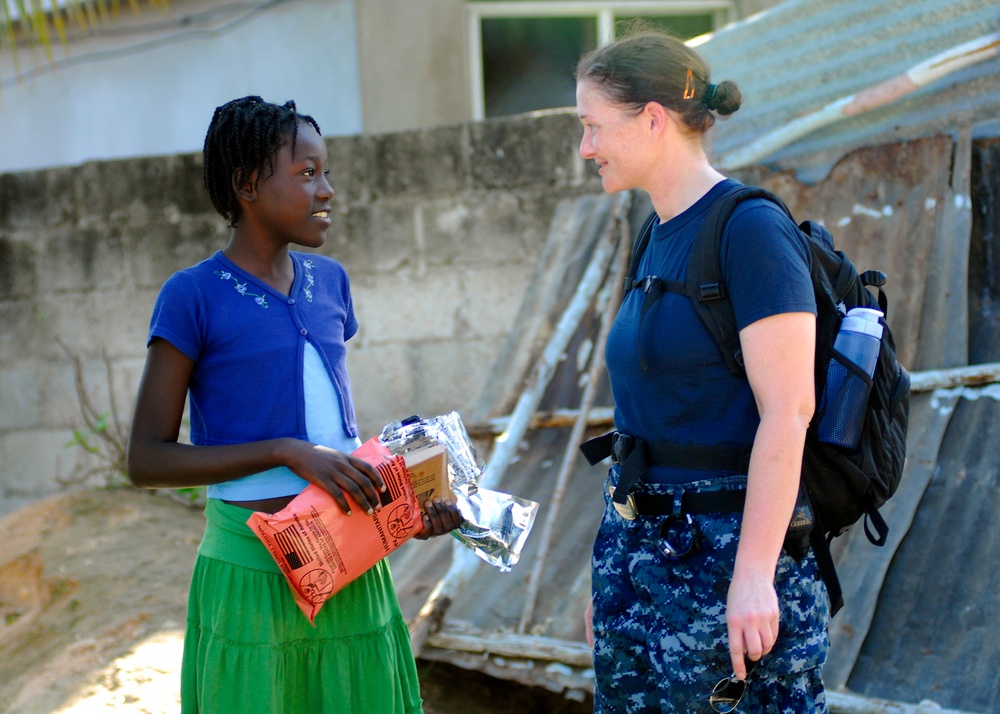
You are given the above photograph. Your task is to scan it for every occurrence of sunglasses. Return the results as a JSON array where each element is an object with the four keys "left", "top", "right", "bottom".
[
  {"left": 709, "top": 656, "right": 758, "bottom": 713},
  {"left": 657, "top": 512, "right": 702, "bottom": 560}
]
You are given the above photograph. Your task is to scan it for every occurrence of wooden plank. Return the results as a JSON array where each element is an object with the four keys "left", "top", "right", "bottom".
[
  {"left": 465, "top": 406, "right": 615, "bottom": 438},
  {"left": 420, "top": 624, "right": 985, "bottom": 713},
  {"left": 823, "top": 391, "right": 959, "bottom": 690},
  {"left": 908, "top": 362, "right": 1000, "bottom": 392},
  {"left": 828, "top": 689, "right": 986, "bottom": 714},
  {"left": 427, "top": 625, "right": 594, "bottom": 669},
  {"left": 915, "top": 126, "right": 973, "bottom": 370},
  {"left": 468, "top": 195, "right": 613, "bottom": 424},
  {"left": 464, "top": 360, "right": 1000, "bottom": 438},
  {"left": 409, "top": 193, "right": 626, "bottom": 656},
  {"left": 518, "top": 193, "right": 632, "bottom": 633},
  {"left": 417, "top": 645, "right": 593, "bottom": 696},
  {"left": 477, "top": 192, "right": 627, "bottom": 492}
]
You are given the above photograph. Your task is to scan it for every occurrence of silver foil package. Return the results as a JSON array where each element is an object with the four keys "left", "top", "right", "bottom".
[{"left": 379, "top": 412, "right": 539, "bottom": 572}]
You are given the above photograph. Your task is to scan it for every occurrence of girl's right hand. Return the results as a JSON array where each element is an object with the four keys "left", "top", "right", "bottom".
[
  {"left": 412, "top": 498, "right": 463, "bottom": 539},
  {"left": 285, "top": 440, "right": 386, "bottom": 516}
]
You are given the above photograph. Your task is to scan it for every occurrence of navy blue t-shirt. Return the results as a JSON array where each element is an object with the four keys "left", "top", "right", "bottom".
[{"left": 605, "top": 180, "right": 816, "bottom": 483}]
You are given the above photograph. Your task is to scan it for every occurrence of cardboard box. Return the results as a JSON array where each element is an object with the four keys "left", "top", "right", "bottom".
[{"left": 403, "top": 443, "right": 454, "bottom": 508}]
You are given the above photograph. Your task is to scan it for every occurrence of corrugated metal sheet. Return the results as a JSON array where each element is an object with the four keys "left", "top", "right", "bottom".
[
  {"left": 844, "top": 137, "right": 1000, "bottom": 714},
  {"left": 698, "top": 0, "right": 1000, "bottom": 181},
  {"left": 849, "top": 391, "right": 1000, "bottom": 713}
]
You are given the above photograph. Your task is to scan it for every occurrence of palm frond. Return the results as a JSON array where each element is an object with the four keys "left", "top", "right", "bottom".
[{"left": 0, "top": 0, "right": 160, "bottom": 56}]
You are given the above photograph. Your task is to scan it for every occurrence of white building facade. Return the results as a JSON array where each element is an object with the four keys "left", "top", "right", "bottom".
[{"left": 0, "top": 0, "right": 766, "bottom": 174}]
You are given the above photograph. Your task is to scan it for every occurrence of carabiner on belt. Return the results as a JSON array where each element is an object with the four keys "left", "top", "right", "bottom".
[{"left": 657, "top": 512, "right": 703, "bottom": 560}]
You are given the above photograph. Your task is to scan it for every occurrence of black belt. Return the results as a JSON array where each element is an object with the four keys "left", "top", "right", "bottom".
[
  {"left": 607, "top": 483, "right": 747, "bottom": 520},
  {"left": 580, "top": 431, "right": 752, "bottom": 509},
  {"left": 634, "top": 489, "right": 746, "bottom": 516}
]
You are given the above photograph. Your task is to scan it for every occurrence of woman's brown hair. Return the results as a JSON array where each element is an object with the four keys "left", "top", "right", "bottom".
[{"left": 576, "top": 26, "right": 741, "bottom": 134}]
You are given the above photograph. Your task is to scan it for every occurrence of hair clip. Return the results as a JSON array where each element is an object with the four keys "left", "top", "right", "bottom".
[
  {"left": 683, "top": 68, "right": 696, "bottom": 100},
  {"left": 704, "top": 83, "right": 718, "bottom": 107}
]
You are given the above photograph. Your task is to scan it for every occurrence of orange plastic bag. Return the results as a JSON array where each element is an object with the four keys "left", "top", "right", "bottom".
[{"left": 247, "top": 437, "right": 422, "bottom": 624}]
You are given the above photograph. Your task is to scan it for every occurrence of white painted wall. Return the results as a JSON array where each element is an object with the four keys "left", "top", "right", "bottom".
[
  {"left": 0, "top": 0, "right": 363, "bottom": 174},
  {"left": 356, "top": 0, "right": 470, "bottom": 135}
]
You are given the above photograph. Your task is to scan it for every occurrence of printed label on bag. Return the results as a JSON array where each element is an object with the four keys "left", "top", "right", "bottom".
[{"left": 247, "top": 438, "right": 421, "bottom": 624}]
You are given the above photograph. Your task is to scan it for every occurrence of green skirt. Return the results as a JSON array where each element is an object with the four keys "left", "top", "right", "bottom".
[{"left": 181, "top": 499, "right": 424, "bottom": 714}]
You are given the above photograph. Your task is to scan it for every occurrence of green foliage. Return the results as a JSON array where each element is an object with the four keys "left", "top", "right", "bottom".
[
  {"left": 174, "top": 486, "right": 207, "bottom": 507},
  {"left": 56, "top": 339, "right": 131, "bottom": 488},
  {"left": 57, "top": 338, "right": 205, "bottom": 509},
  {"left": 65, "top": 413, "right": 109, "bottom": 456},
  {"left": 1, "top": 1, "right": 168, "bottom": 56}
]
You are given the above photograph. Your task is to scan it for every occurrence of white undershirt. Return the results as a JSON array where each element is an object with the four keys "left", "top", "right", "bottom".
[{"left": 206, "top": 342, "right": 361, "bottom": 501}]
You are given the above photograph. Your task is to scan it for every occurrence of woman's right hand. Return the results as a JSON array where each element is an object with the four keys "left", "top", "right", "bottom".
[{"left": 284, "top": 440, "right": 386, "bottom": 516}]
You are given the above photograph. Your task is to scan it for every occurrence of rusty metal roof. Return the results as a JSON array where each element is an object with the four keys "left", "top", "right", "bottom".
[{"left": 697, "top": 0, "right": 1000, "bottom": 181}]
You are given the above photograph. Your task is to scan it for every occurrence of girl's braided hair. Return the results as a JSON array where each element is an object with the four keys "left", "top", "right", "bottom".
[{"left": 203, "top": 96, "right": 322, "bottom": 227}]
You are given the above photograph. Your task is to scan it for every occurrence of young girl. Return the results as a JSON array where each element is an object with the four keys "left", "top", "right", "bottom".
[
  {"left": 126, "top": 96, "right": 461, "bottom": 713},
  {"left": 576, "top": 30, "right": 830, "bottom": 712}
]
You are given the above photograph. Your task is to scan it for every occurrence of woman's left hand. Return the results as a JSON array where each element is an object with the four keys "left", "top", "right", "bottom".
[{"left": 413, "top": 498, "right": 463, "bottom": 539}]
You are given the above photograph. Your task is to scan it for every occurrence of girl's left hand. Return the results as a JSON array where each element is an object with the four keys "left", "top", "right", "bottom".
[{"left": 413, "top": 498, "right": 463, "bottom": 539}]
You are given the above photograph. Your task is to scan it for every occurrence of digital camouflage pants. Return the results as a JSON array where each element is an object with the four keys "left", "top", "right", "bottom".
[{"left": 592, "top": 471, "right": 830, "bottom": 713}]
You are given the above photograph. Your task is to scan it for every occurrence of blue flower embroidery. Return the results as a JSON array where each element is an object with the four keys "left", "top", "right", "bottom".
[{"left": 215, "top": 270, "right": 269, "bottom": 308}]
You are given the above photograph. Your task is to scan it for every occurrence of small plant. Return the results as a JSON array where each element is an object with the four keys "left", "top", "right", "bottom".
[
  {"left": 56, "top": 338, "right": 208, "bottom": 508},
  {"left": 57, "top": 338, "right": 129, "bottom": 488},
  {"left": 56, "top": 339, "right": 207, "bottom": 508},
  {"left": 174, "top": 486, "right": 207, "bottom": 507},
  {"left": 66, "top": 411, "right": 113, "bottom": 455}
]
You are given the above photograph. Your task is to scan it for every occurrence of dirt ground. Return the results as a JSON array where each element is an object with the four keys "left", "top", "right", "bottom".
[{"left": 0, "top": 488, "right": 592, "bottom": 714}]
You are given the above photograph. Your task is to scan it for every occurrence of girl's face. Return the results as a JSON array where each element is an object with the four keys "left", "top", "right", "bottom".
[
  {"left": 248, "top": 122, "right": 334, "bottom": 249},
  {"left": 576, "top": 80, "right": 651, "bottom": 194}
]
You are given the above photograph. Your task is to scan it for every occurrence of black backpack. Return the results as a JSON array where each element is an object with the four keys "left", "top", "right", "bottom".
[{"left": 625, "top": 184, "right": 910, "bottom": 615}]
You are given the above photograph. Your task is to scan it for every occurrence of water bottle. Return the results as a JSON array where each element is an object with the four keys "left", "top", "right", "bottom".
[{"left": 817, "top": 307, "right": 884, "bottom": 449}]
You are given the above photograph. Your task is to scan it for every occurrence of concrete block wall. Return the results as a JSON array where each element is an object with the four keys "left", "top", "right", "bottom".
[{"left": 0, "top": 109, "right": 601, "bottom": 515}]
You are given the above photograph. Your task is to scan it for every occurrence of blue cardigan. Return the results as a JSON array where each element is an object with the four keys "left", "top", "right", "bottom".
[{"left": 148, "top": 250, "right": 360, "bottom": 499}]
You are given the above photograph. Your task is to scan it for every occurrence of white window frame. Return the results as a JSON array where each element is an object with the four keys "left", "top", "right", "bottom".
[{"left": 466, "top": 1, "right": 735, "bottom": 120}]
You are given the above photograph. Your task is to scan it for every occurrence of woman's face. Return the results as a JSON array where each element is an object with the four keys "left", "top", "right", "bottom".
[{"left": 576, "top": 80, "right": 651, "bottom": 194}]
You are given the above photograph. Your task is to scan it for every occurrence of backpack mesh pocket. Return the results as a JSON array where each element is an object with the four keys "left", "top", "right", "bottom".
[{"left": 816, "top": 352, "right": 874, "bottom": 450}]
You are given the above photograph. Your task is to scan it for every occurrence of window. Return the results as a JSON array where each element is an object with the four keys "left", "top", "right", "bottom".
[{"left": 467, "top": 1, "right": 734, "bottom": 120}]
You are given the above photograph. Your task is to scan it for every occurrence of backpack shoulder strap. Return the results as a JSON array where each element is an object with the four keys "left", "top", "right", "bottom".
[
  {"left": 687, "top": 184, "right": 796, "bottom": 378},
  {"left": 624, "top": 210, "right": 660, "bottom": 291}
]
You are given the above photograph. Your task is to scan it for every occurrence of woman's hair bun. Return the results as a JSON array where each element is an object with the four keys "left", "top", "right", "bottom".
[{"left": 710, "top": 80, "right": 742, "bottom": 116}]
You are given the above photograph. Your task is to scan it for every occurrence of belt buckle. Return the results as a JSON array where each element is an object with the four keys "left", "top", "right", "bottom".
[{"left": 608, "top": 485, "right": 637, "bottom": 521}]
